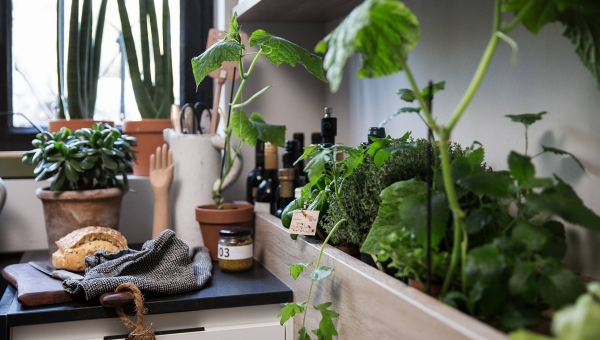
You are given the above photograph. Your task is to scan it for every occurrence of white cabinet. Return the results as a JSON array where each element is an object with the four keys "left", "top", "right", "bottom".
[{"left": 10, "top": 304, "right": 292, "bottom": 340}]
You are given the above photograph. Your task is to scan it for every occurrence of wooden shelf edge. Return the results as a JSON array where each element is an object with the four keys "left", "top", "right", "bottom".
[{"left": 254, "top": 212, "right": 507, "bottom": 340}]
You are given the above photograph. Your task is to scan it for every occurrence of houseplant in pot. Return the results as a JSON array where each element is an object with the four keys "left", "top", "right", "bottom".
[
  {"left": 190, "top": 13, "right": 326, "bottom": 260},
  {"left": 117, "top": 0, "right": 174, "bottom": 176},
  {"left": 22, "top": 123, "right": 136, "bottom": 256},
  {"left": 51, "top": 0, "right": 112, "bottom": 132}
]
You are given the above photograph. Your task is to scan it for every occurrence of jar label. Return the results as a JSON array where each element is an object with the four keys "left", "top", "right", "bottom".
[{"left": 218, "top": 244, "right": 253, "bottom": 260}]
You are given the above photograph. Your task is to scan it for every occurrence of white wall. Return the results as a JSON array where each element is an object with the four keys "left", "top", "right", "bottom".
[{"left": 340, "top": 0, "right": 600, "bottom": 279}]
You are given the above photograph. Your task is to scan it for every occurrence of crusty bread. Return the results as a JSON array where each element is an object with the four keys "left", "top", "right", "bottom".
[{"left": 52, "top": 226, "right": 128, "bottom": 272}]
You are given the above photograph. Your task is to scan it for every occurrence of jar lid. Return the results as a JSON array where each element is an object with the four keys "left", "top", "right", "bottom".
[{"left": 219, "top": 227, "right": 252, "bottom": 237}]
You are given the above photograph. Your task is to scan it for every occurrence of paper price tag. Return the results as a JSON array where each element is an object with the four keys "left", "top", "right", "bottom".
[{"left": 289, "top": 210, "right": 320, "bottom": 236}]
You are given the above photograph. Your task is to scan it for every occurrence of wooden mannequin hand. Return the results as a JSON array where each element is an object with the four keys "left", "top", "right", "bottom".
[{"left": 150, "top": 144, "right": 174, "bottom": 238}]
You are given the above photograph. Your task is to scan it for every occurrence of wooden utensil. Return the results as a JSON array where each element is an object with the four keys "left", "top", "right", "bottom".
[
  {"left": 205, "top": 29, "right": 248, "bottom": 134},
  {"left": 2, "top": 263, "right": 134, "bottom": 307}
]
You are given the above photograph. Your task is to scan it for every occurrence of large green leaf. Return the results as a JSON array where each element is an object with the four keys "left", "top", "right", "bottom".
[
  {"left": 278, "top": 302, "right": 304, "bottom": 325},
  {"left": 289, "top": 262, "right": 312, "bottom": 280},
  {"left": 315, "top": 0, "right": 420, "bottom": 92},
  {"left": 248, "top": 30, "right": 326, "bottom": 82},
  {"left": 505, "top": 111, "right": 547, "bottom": 127},
  {"left": 310, "top": 266, "right": 335, "bottom": 281},
  {"left": 399, "top": 191, "right": 450, "bottom": 249},
  {"left": 304, "top": 148, "right": 332, "bottom": 185},
  {"left": 457, "top": 171, "right": 515, "bottom": 198},
  {"left": 465, "top": 207, "right": 495, "bottom": 235},
  {"left": 230, "top": 110, "right": 258, "bottom": 146},
  {"left": 538, "top": 262, "right": 584, "bottom": 309},
  {"left": 508, "top": 151, "right": 535, "bottom": 182},
  {"left": 512, "top": 221, "right": 549, "bottom": 252},
  {"left": 539, "top": 220, "right": 567, "bottom": 260},
  {"left": 360, "top": 179, "right": 426, "bottom": 254},
  {"left": 509, "top": 261, "right": 537, "bottom": 301},
  {"left": 312, "top": 302, "right": 339, "bottom": 340},
  {"left": 191, "top": 40, "right": 243, "bottom": 87},
  {"left": 526, "top": 176, "right": 600, "bottom": 232},
  {"left": 229, "top": 111, "right": 286, "bottom": 147},
  {"left": 542, "top": 145, "right": 585, "bottom": 171},
  {"left": 552, "top": 282, "right": 600, "bottom": 339}
]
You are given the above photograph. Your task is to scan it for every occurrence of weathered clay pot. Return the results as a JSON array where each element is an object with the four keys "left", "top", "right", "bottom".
[
  {"left": 36, "top": 187, "right": 126, "bottom": 256},
  {"left": 48, "top": 119, "right": 114, "bottom": 132},
  {"left": 195, "top": 203, "right": 254, "bottom": 260},
  {"left": 334, "top": 244, "right": 361, "bottom": 260},
  {"left": 122, "top": 119, "right": 173, "bottom": 176},
  {"left": 408, "top": 278, "right": 442, "bottom": 297}
]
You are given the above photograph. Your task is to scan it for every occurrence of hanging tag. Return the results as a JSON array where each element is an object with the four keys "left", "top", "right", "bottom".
[{"left": 289, "top": 210, "right": 320, "bottom": 236}]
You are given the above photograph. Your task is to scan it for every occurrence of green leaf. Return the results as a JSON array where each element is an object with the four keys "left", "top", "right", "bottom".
[
  {"left": 277, "top": 302, "right": 304, "bottom": 325},
  {"left": 500, "top": 304, "right": 543, "bottom": 332},
  {"left": 361, "top": 179, "right": 426, "bottom": 254},
  {"left": 539, "top": 220, "right": 567, "bottom": 260},
  {"left": 298, "top": 327, "right": 311, "bottom": 340},
  {"left": 508, "top": 151, "right": 535, "bottom": 182},
  {"left": 526, "top": 176, "right": 600, "bottom": 231},
  {"left": 64, "top": 160, "right": 80, "bottom": 184},
  {"left": 505, "top": 111, "right": 547, "bottom": 127},
  {"left": 230, "top": 110, "right": 258, "bottom": 146},
  {"left": 465, "top": 207, "right": 495, "bottom": 235},
  {"left": 509, "top": 261, "right": 537, "bottom": 301},
  {"left": 400, "top": 191, "right": 449, "bottom": 249},
  {"left": 50, "top": 168, "right": 68, "bottom": 191},
  {"left": 289, "top": 262, "right": 313, "bottom": 280},
  {"left": 373, "top": 150, "right": 392, "bottom": 168},
  {"left": 316, "top": 0, "right": 420, "bottom": 92},
  {"left": 512, "top": 221, "right": 549, "bottom": 251},
  {"left": 538, "top": 263, "right": 584, "bottom": 309},
  {"left": 502, "top": 0, "right": 558, "bottom": 34},
  {"left": 508, "top": 329, "right": 552, "bottom": 340},
  {"left": 552, "top": 282, "right": 600, "bottom": 339},
  {"left": 468, "top": 147, "right": 485, "bottom": 165},
  {"left": 310, "top": 266, "right": 334, "bottom": 281},
  {"left": 541, "top": 145, "right": 585, "bottom": 171},
  {"left": 191, "top": 40, "right": 243, "bottom": 87},
  {"left": 250, "top": 112, "right": 286, "bottom": 147},
  {"left": 229, "top": 12, "right": 241, "bottom": 43},
  {"left": 249, "top": 29, "right": 326, "bottom": 82},
  {"left": 312, "top": 302, "right": 339, "bottom": 340},
  {"left": 420, "top": 80, "right": 446, "bottom": 100},
  {"left": 102, "top": 155, "right": 117, "bottom": 170},
  {"left": 304, "top": 148, "right": 332, "bottom": 184},
  {"left": 457, "top": 171, "right": 515, "bottom": 198},
  {"left": 343, "top": 153, "right": 365, "bottom": 179},
  {"left": 397, "top": 88, "right": 416, "bottom": 102}
]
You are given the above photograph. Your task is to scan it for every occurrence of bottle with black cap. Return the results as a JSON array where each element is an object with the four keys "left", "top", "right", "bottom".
[
  {"left": 321, "top": 107, "right": 337, "bottom": 146},
  {"left": 275, "top": 168, "right": 295, "bottom": 218},
  {"left": 361, "top": 127, "right": 387, "bottom": 146},
  {"left": 292, "top": 132, "right": 306, "bottom": 184},
  {"left": 246, "top": 140, "right": 265, "bottom": 204},
  {"left": 256, "top": 142, "right": 279, "bottom": 214}
]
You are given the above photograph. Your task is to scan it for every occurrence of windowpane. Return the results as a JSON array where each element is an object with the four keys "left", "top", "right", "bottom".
[{"left": 11, "top": 0, "right": 180, "bottom": 127}]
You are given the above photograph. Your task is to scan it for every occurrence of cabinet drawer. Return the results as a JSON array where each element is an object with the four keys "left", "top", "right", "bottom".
[{"left": 106, "top": 323, "right": 285, "bottom": 340}]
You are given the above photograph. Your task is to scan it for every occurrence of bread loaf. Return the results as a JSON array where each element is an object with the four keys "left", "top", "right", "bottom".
[{"left": 52, "top": 226, "right": 128, "bottom": 272}]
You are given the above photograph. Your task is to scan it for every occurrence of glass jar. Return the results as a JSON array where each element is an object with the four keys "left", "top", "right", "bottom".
[{"left": 218, "top": 227, "right": 253, "bottom": 272}]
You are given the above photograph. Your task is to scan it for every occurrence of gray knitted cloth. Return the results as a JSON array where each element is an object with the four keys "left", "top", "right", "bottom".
[{"left": 63, "top": 230, "right": 212, "bottom": 300}]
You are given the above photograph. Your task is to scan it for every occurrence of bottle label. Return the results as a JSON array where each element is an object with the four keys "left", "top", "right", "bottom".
[
  {"left": 255, "top": 202, "right": 270, "bottom": 214},
  {"left": 218, "top": 244, "right": 253, "bottom": 260}
]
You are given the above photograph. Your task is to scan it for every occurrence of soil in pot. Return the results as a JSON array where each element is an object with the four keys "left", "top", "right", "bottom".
[
  {"left": 408, "top": 278, "right": 442, "bottom": 297},
  {"left": 36, "top": 187, "right": 126, "bottom": 256},
  {"left": 48, "top": 119, "right": 114, "bottom": 132},
  {"left": 334, "top": 244, "right": 361, "bottom": 260},
  {"left": 195, "top": 203, "right": 254, "bottom": 260},
  {"left": 122, "top": 119, "right": 173, "bottom": 176}
]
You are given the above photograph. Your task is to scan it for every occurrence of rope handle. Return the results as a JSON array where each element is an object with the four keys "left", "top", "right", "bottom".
[{"left": 114, "top": 282, "right": 156, "bottom": 340}]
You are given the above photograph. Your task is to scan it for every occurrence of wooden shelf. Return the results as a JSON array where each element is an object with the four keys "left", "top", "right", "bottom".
[{"left": 234, "top": 0, "right": 362, "bottom": 22}]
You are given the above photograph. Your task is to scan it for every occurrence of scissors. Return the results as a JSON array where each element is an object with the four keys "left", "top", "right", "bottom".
[{"left": 180, "top": 102, "right": 212, "bottom": 134}]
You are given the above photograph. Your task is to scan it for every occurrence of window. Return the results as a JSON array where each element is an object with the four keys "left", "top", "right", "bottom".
[{"left": 1, "top": 0, "right": 214, "bottom": 151}]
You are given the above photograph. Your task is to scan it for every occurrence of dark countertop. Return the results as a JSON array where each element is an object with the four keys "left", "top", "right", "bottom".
[{"left": 0, "top": 250, "right": 292, "bottom": 338}]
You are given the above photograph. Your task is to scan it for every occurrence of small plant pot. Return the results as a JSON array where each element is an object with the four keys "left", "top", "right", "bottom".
[
  {"left": 48, "top": 119, "right": 114, "bottom": 132},
  {"left": 36, "top": 187, "right": 126, "bottom": 257},
  {"left": 195, "top": 203, "right": 254, "bottom": 260},
  {"left": 122, "top": 119, "right": 173, "bottom": 176},
  {"left": 334, "top": 244, "right": 361, "bottom": 259},
  {"left": 408, "top": 278, "right": 442, "bottom": 297}
]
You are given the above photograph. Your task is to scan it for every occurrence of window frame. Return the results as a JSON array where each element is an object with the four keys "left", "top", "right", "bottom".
[{"left": 0, "top": 0, "right": 214, "bottom": 151}]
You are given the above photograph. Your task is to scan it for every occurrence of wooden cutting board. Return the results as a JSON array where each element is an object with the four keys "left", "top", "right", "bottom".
[{"left": 2, "top": 263, "right": 134, "bottom": 307}]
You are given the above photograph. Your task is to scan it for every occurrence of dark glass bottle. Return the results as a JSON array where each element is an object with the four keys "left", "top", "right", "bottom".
[
  {"left": 246, "top": 140, "right": 265, "bottom": 204},
  {"left": 275, "top": 168, "right": 295, "bottom": 218},
  {"left": 293, "top": 132, "right": 305, "bottom": 178},
  {"left": 361, "top": 127, "right": 387, "bottom": 147},
  {"left": 256, "top": 142, "right": 279, "bottom": 215}
]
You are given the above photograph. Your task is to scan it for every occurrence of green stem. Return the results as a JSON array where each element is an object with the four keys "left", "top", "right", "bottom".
[
  {"left": 525, "top": 125, "right": 529, "bottom": 156},
  {"left": 500, "top": 0, "right": 534, "bottom": 34},
  {"left": 371, "top": 254, "right": 385, "bottom": 273},
  {"left": 401, "top": 61, "right": 437, "bottom": 131},
  {"left": 301, "top": 218, "right": 346, "bottom": 329}
]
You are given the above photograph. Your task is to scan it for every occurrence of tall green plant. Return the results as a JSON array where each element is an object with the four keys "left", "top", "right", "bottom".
[
  {"left": 117, "top": 0, "right": 173, "bottom": 119},
  {"left": 58, "top": 0, "right": 108, "bottom": 119}
]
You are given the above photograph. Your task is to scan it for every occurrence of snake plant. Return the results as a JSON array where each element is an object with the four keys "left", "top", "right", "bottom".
[
  {"left": 117, "top": 0, "right": 174, "bottom": 119},
  {"left": 58, "top": 0, "right": 108, "bottom": 119}
]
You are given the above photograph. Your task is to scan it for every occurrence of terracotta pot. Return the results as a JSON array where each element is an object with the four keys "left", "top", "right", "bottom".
[
  {"left": 195, "top": 203, "right": 254, "bottom": 260},
  {"left": 36, "top": 187, "right": 126, "bottom": 256},
  {"left": 408, "top": 278, "right": 442, "bottom": 297},
  {"left": 122, "top": 119, "right": 173, "bottom": 176},
  {"left": 48, "top": 119, "right": 114, "bottom": 132},
  {"left": 334, "top": 244, "right": 361, "bottom": 259}
]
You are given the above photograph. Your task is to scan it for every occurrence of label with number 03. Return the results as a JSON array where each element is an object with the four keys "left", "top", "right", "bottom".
[{"left": 218, "top": 244, "right": 253, "bottom": 260}]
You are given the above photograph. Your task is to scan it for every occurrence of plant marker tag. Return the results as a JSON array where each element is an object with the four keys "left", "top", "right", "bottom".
[{"left": 289, "top": 210, "right": 319, "bottom": 236}]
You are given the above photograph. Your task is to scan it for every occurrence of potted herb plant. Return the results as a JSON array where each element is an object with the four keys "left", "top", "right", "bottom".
[
  {"left": 51, "top": 0, "right": 112, "bottom": 132},
  {"left": 190, "top": 13, "right": 326, "bottom": 259},
  {"left": 117, "top": 0, "right": 174, "bottom": 176},
  {"left": 22, "top": 123, "right": 137, "bottom": 256}
]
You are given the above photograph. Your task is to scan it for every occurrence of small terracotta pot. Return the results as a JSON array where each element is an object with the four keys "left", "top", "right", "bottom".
[
  {"left": 408, "top": 278, "right": 442, "bottom": 297},
  {"left": 36, "top": 187, "right": 126, "bottom": 256},
  {"left": 122, "top": 119, "right": 173, "bottom": 176},
  {"left": 334, "top": 244, "right": 361, "bottom": 259},
  {"left": 195, "top": 203, "right": 254, "bottom": 260},
  {"left": 48, "top": 119, "right": 114, "bottom": 132}
]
